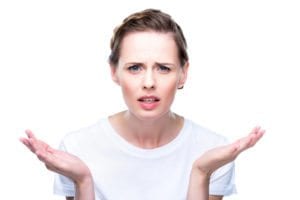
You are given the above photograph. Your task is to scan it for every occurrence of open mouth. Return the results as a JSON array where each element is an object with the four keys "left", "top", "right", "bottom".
[{"left": 138, "top": 96, "right": 160, "bottom": 103}]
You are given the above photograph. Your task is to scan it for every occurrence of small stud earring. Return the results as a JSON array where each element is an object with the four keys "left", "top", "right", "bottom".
[{"left": 178, "top": 85, "right": 184, "bottom": 89}]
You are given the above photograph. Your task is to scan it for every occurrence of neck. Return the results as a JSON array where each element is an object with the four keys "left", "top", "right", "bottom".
[{"left": 110, "top": 110, "right": 183, "bottom": 149}]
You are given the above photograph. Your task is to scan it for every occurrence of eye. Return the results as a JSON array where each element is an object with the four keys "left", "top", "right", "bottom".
[
  {"left": 128, "top": 65, "right": 142, "bottom": 73},
  {"left": 158, "top": 65, "right": 171, "bottom": 73}
]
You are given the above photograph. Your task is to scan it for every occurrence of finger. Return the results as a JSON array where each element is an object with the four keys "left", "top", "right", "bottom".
[
  {"left": 20, "top": 130, "right": 36, "bottom": 150},
  {"left": 238, "top": 128, "right": 265, "bottom": 151},
  {"left": 19, "top": 137, "right": 30, "bottom": 147},
  {"left": 28, "top": 137, "right": 49, "bottom": 154},
  {"left": 37, "top": 149, "right": 64, "bottom": 172},
  {"left": 20, "top": 137, "right": 38, "bottom": 153},
  {"left": 27, "top": 138, "right": 42, "bottom": 153},
  {"left": 25, "top": 129, "right": 37, "bottom": 140},
  {"left": 250, "top": 126, "right": 261, "bottom": 136},
  {"left": 241, "top": 126, "right": 262, "bottom": 147},
  {"left": 237, "top": 126, "right": 260, "bottom": 150},
  {"left": 34, "top": 141, "right": 56, "bottom": 161},
  {"left": 234, "top": 134, "right": 254, "bottom": 153},
  {"left": 239, "top": 137, "right": 252, "bottom": 151},
  {"left": 249, "top": 129, "right": 265, "bottom": 147},
  {"left": 35, "top": 144, "right": 57, "bottom": 162}
]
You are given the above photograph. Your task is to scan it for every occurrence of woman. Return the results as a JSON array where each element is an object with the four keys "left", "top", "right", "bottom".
[{"left": 20, "top": 9, "right": 264, "bottom": 200}]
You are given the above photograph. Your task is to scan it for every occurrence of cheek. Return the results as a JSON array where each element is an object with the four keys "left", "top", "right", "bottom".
[
  {"left": 120, "top": 77, "right": 139, "bottom": 99},
  {"left": 160, "top": 78, "right": 178, "bottom": 98}
]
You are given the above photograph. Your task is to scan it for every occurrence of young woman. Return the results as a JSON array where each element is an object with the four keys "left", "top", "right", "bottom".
[{"left": 20, "top": 9, "right": 264, "bottom": 200}]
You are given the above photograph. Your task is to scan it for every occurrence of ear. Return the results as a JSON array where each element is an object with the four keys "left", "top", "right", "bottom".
[
  {"left": 110, "top": 65, "right": 120, "bottom": 85},
  {"left": 178, "top": 62, "right": 189, "bottom": 88}
]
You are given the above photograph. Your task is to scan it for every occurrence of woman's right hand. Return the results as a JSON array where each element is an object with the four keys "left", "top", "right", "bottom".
[{"left": 20, "top": 129, "right": 92, "bottom": 185}]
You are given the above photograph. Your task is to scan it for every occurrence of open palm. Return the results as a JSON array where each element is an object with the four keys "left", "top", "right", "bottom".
[
  {"left": 20, "top": 130, "right": 91, "bottom": 183},
  {"left": 194, "top": 126, "right": 265, "bottom": 176}
]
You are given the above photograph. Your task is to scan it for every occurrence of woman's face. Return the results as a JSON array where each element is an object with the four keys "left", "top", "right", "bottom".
[{"left": 111, "top": 31, "right": 188, "bottom": 121}]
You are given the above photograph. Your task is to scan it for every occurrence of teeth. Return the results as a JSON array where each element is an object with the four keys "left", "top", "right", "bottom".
[{"left": 142, "top": 98, "right": 155, "bottom": 102}]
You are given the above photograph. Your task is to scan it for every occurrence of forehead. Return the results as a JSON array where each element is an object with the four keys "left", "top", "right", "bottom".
[{"left": 119, "top": 31, "right": 179, "bottom": 64}]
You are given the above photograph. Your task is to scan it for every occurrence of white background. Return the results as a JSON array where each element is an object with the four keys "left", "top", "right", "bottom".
[{"left": 1, "top": 0, "right": 299, "bottom": 199}]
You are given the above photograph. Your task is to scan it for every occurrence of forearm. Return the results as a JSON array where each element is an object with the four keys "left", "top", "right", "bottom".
[
  {"left": 187, "top": 167, "right": 210, "bottom": 200},
  {"left": 74, "top": 176, "right": 95, "bottom": 200}
]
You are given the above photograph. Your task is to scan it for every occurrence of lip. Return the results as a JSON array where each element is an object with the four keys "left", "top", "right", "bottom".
[
  {"left": 137, "top": 95, "right": 160, "bottom": 110},
  {"left": 138, "top": 95, "right": 160, "bottom": 102}
]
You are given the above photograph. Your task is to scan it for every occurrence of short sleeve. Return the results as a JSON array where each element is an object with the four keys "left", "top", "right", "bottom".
[
  {"left": 53, "top": 141, "right": 75, "bottom": 197},
  {"left": 209, "top": 161, "right": 236, "bottom": 196}
]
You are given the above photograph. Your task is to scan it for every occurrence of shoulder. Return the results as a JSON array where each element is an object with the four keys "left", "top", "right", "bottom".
[
  {"left": 64, "top": 119, "right": 103, "bottom": 139},
  {"left": 60, "top": 118, "right": 108, "bottom": 150},
  {"left": 185, "top": 119, "right": 229, "bottom": 150}
]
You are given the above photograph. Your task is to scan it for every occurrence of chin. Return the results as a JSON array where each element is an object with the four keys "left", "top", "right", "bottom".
[{"left": 129, "top": 108, "right": 171, "bottom": 122}]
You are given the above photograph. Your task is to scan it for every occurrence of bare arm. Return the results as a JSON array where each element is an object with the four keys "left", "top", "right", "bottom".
[
  {"left": 209, "top": 196, "right": 223, "bottom": 200},
  {"left": 20, "top": 130, "right": 95, "bottom": 200},
  {"left": 187, "top": 126, "right": 265, "bottom": 200}
]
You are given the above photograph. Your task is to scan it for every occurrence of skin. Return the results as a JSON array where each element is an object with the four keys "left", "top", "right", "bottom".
[
  {"left": 20, "top": 130, "right": 94, "bottom": 200},
  {"left": 20, "top": 127, "right": 264, "bottom": 200},
  {"left": 109, "top": 31, "right": 188, "bottom": 148},
  {"left": 188, "top": 126, "right": 265, "bottom": 200},
  {"left": 20, "top": 31, "right": 265, "bottom": 200}
]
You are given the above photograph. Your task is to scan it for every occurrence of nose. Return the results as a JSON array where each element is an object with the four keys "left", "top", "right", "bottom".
[{"left": 143, "top": 69, "right": 156, "bottom": 90}]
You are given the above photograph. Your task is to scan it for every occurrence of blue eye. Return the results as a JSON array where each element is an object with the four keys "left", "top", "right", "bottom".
[
  {"left": 158, "top": 65, "right": 171, "bottom": 72},
  {"left": 128, "top": 65, "right": 141, "bottom": 72}
]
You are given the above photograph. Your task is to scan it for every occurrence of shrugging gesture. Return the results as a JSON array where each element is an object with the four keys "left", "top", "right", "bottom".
[
  {"left": 20, "top": 130, "right": 95, "bottom": 200},
  {"left": 188, "top": 126, "right": 265, "bottom": 200}
]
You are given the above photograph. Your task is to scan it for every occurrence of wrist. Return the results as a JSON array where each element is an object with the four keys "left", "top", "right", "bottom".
[
  {"left": 191, "top": 164, "right": 212, "bottom": 180},
  {"left": 75, "top": 174, "right": 93, "bottom": 187},
  {"left": 187, "top": 166, "right": 210, "bottom": 200},
  {"left": 74, "top": 175, "right": 95, "bottom": 200}
]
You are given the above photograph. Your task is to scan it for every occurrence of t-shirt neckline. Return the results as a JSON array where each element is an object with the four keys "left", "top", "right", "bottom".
[{"left": 102, "top": 117, "right": 190, "bottom": 158}]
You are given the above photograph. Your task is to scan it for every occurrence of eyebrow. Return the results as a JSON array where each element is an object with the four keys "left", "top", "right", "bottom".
[
  {"left": 156, "top": 62, "right": 176, "bottom": 67},
  {"left": 125, "top": 62, "right": 144, "bottom": 66},
  {"left": 124, "top": 62, "right": 176, "bottom": 67}
]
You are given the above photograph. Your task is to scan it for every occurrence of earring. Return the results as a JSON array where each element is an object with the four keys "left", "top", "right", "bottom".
[{"left": 178, "top": 85, "right": 184, "bottom": 89}]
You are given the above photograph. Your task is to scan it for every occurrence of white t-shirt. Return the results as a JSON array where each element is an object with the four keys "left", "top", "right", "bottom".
[{"left": 54, "top": 118, "right": 236, "bottom": 199}]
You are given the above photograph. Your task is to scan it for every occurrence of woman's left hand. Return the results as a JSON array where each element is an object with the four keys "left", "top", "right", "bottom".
[{"left": 193, "top": 126, "right": 265, "bottom": 177}]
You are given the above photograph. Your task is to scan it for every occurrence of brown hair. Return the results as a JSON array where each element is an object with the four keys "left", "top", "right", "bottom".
[{"left": 109, "top": 9, "right": 188, "bottom": 67}]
